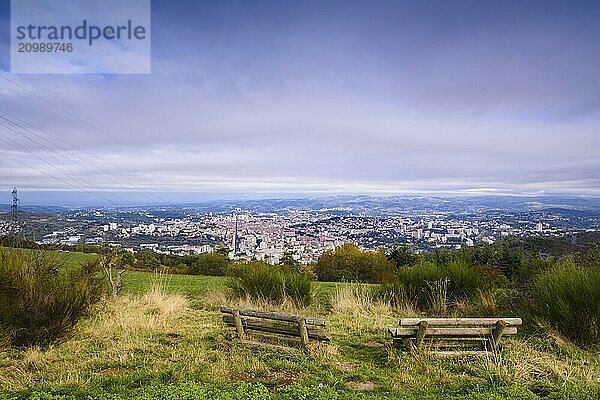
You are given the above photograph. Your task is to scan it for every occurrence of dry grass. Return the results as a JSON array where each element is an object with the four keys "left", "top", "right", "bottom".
[
  {"left": 92, "top": 290, "right": 188, "bottom": 335},
  {"left": 202, "top": 287, "right": 319, "bottom": 318},
  {"left": 454, "top": 288, "right": 501, "bottom": 317},
  {"left": 426, "top": 278, "right": 448, "bottom": 315},
  {"left": 328, "top": 284, "right": 417, "bottom": 338},
  {"left": 473, "top": 337, "right": 600, "bottom": 391},
  {"left": 1, "top": 276, "right": 599, "bottom": 398},
  {"left": 0, "top": 284, "right": 190, "bottom": 392},
  {"left": 201, "top": 289, "right": 230, "bottom": 309},
  {"left": 330, "top": 283, "right": 394, "bottom": 316}
]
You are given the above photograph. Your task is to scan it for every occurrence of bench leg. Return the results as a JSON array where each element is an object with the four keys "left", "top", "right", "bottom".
[
  {"left": 233, "top": 310, "right": 246, "bottom": 340},
  {"left": 491, "top": 320, "right": 507, "bottom": 351},
  {"left": 403, "top": 338, "right": 417, "bottom": 354},
  {"left": 415, "top": 321, "right": 429, "bottom": 351},
  {"left": 297, "top": 317, "right": 309, "bottom": 351}
]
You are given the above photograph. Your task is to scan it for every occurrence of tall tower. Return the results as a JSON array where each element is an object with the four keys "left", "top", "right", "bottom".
[
  {"left": 232, "top": 212, "right": 239, "bottom": 256},
  {"left": 11, "top": 187, "right": 19, "bottom": 223}
]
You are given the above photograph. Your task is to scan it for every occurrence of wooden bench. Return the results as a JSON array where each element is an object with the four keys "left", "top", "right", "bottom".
[
  {"left": 388, "top": 317, "right": 522, "bottom": 355},
  {"left": 220, "top": 306, "right": 330, "bottom": 352}
]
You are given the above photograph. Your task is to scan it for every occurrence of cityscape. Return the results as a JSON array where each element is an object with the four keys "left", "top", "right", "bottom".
[{"left": 2, "top": 194, "right": 598, "bottom": 264}]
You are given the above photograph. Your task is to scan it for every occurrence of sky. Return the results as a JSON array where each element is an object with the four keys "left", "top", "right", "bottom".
[{"left": 1, "top": 0, "right": 600, "bottom": 205}]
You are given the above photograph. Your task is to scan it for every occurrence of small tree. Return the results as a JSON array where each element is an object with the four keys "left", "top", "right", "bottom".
[
  {"left": 0, "top": 248, "right": 104, "bottom": 346},
  {"left": 388, "top": 245, "right": 418, "bottom": 269},
  {"left": 279, "top": 250, "right": 300, "bottom": 271},
  {"left": 188, "top": 252, "right": 229, "bottom": 276},
  {"left": 101, "top": 252, "right": 126, "bottom": 300},
  {"left": 314, "top": 243, "right": 395, "bottom": 283}
]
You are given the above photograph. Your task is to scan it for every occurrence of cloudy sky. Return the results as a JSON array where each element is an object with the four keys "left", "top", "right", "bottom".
[{"left": 1, "top": 0, "right": 599, "bottom": 205}]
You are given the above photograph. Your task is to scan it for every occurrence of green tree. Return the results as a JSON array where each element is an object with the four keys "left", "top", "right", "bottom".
[
  {"left": 188, "top": 252, "right": 230, "bottom": 276},
  {"left": 279, "top": 250, "right": 300, "bottom": 272},
  {"left": 388, "top": 245, "right": 418, "bottom": 269},
  {"left": 118, "top": 251, "right": 136, "bottom": 268},
  {"left": 214, "top": 245, "right": 231, "bottom": 258},
  {"left": 136, "top": 250, "right": 161, "bottom": 270},
  {"left": 314, "top": 243, "right": 395, "bottom": 283}
]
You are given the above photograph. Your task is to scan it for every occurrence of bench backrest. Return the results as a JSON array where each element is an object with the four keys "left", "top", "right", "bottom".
[
  {"left": 220, "top": 306, "right": 329, "bottom": 351},
  {"left": 389, "top": 317, "right": 522, "bottom": 353},
  {"left": 398, "top": 318, "right": 522, "bottom": 327}
]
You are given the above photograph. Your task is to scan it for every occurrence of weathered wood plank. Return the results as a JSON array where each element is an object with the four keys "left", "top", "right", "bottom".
[
  {"left": 233, "top": 309, "right": 245, "bottom": 340},
  {"left": 297, "top": 317, "right": 309, "bottom": 348},
  {"left": 390, "top": 317, "right": 521, "bottom": 354},
  {"left": 220, "top": 306, "right": 325, "bottom": 326},
  {"left": 397, "top": 336, "right": 489, "bottom": 348},
  {"left": 430, "top": 350, "right": 495, "bottom": 357},
  {"left": 415, "top": 321, "right": 429, "bottom": 349},
  {"left": 491, "top": 320, "right": 507, "bottom": 350},
  {"left": 389, "top": 326, "right": 518, "bottom": 337},
  {"left": 398, "top": 318, "right": 522, "bottom": 327},
  {"left": 223, "top": 315, "right": 330, "bottom": 341}
]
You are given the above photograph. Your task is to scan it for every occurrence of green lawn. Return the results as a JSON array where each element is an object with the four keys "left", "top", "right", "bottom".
[
  {"left": 122, "top": 270, "right": 360, "bottom": 307},
  {"left": 0, "top": 246, "right": 99, "bottom": 268},
  {"left": 123, "top": 270, "right": 229, "bottom": 302}
]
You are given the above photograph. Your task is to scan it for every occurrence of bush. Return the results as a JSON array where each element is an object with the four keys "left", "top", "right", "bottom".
[
  {"left": 135, "top": 250, "right": 161, "bottom": 270},
  {"left": 314, "top": 244, "right": 395, "bottom": 283},
  {"left": 375, "top": 261, "right": 481, "bottom": 311},
  {"left": 0, "top": 249, "right": 105, "bottom": 346},
  {"left": 388, "top": 245, "right": 419, "bottom": 269},
  {"left": 532, "top": 261, "right": 600, "bottom": 346},
  {"left": 188, "top": 252, "right": 229, "bottom": 276},
  {"left": 227, "top": 262, "right": 313, "bottom": 307}
]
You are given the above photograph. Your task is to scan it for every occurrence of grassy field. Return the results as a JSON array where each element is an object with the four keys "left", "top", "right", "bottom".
[
  {"left": 1, "top": 255, "right": 600, "bottom": 399},
  {"left": 0, "top": 247, "right": 99, "bottom": 268}
]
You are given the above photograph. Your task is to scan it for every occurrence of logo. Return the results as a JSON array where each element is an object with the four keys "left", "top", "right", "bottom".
[{"left": 10, "top": 0, "right": 151, "bottom": 73}]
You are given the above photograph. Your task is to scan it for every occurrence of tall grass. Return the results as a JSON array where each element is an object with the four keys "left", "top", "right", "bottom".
[
  {"left": 375, "top": 261, "right": 481, "bottom": 312},
  {"left": 0, "top": 248, "right": 105, "bottom": 346},
  {"left": 532, "top": 261, "right": 600, "bottom": 346},
  {"left": 227, "top": 262, "right": 313, "bottom": 307}
]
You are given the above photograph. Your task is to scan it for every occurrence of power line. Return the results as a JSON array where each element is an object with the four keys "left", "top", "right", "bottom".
[
  {"left": 0, "top": 74, "right": 106, "bottom": 135},
  {"left": 0, "top": 74, "right": 186, "bottom": 191},
  {"left": 0, "top": 149, "right": 117, "bottom": 206},
  {"left": 0, "top": 111, "right": 168, "bottom": 204},
  {"left": 0, "top": 133, "right": 119, "bottom": 206}
]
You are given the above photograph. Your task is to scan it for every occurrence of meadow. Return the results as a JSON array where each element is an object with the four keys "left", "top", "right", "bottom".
[{"left": 1, "top": 250, "right": 600, "bottom": 400}]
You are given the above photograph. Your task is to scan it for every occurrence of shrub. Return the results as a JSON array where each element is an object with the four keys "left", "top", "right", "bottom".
[
  {"left": 375, "top": 261, "right": 481, "bottom": 311},
  {"left": 443, "top": 260, "right": 481, "bottom": 298},
  {"left": 314, "top": 244, "right": 395, "bottom": 283},
  {"left": 0, "top": 249, "right": 105, "bottom": 346},
  {"left": 531, "top": 261, "right": 600, "bottom": 346},
  {"left": 227, "top": 262, "right": 313, "bottom": 307},
  {"left": 387, "top": 245, "right": 419, "bottom": 269},
  {"left": 188, "top": 252, "right": 229, "bottom": 276},
  {"left": 135, "top": 250, "right": 161, "bottom": 270}
]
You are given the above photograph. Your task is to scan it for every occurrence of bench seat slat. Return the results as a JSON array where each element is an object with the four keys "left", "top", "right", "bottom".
[
  {"left": 399, "top": 318, "right": 522, "bottom": 326},
  {"left": 431, "top": 350, "right": 494, "bottom": 357},
  {"left": 389, "top": 326, "right": 518, "bottom": 337},
  {"left": 221, "top": 306, "right": 326, "bottom": 326},
  {"left": 223, "top": 315, "right": 330, "bottom": 341}
]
